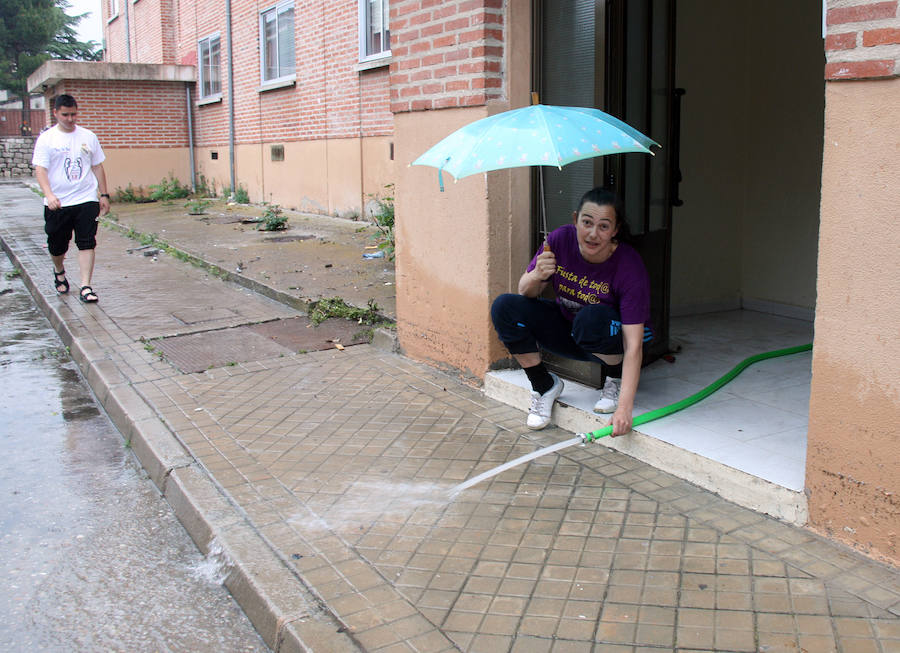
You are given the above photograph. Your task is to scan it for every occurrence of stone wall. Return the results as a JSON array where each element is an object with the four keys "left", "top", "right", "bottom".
[{"left": 0, "top": 137, "right": 36, "bottom": 178}]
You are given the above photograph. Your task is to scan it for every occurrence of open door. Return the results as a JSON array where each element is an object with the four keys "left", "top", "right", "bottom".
[{"left": 532, "top": 0, "right": 676, "bottom": 385}]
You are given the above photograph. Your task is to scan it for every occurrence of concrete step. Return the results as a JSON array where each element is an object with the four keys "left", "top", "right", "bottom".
[{"left": 484, "top": 369, "right": 809, "bottom": 526}]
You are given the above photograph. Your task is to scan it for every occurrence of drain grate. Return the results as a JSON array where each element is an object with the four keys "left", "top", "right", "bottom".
[{"left": 154, "top": 315, "right": 372, "bottom": 373}]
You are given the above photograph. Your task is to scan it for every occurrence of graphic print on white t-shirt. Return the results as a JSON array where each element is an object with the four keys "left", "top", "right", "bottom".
[
  {"left": 31, "top": 125, "right": 106, "bottom": 207},
  {"left": 64, "top": 156, "right": 84, "bottom": 182}
]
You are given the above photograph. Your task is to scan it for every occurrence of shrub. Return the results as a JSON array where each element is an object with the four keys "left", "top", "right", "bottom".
[
  {"left": 149, "top": 176, "right": 191, "bottom": 202},
  {"left": 229, "top": 185, "right": 250, "bottom": 204},
  {"left": 195, "top": 173, "right": 215, "bottom": 197},
  {"left": 114, "top": 184, "right": 153, "bottom": 203},
  {"left": 308, "top": 297, "right": 386, "bottom": 326},
  {"left": 259, "top": 203, "right": 288, "bottom": 231},
  {"left": 367, "top": 183, "right": 395, "bottom": 260},
  {"left": 185, "top": 198, "right": 212, "bottom": 215}
]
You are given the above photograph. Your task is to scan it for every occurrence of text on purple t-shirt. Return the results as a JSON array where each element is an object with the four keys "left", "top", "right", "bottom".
[{"left": 526, "top": 224, "right": 651, "bottom": 325}]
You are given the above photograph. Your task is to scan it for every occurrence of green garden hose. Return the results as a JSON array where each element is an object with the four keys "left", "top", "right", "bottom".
[{"left": 580, "top": 343, "right": 813, "bottom": 443}]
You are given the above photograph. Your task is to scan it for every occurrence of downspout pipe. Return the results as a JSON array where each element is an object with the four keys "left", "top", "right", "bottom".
[
  {"left": 123, "top": 0, "right": 132, "bottom": 62},
  {"left": 186, "top": 84, "right": 196, "bottom": 193},
  {"left": 226, "top": 0, "right": 236, "bottom": 197}
]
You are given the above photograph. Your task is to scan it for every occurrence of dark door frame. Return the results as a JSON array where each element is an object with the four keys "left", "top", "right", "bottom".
[{"left": 530, "top": 0, "right": 678, "bottom": 385}]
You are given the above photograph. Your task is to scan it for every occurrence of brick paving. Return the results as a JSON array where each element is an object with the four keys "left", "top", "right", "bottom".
[{"left": 2, "top": 180, "right": 899, "bottom": 652}]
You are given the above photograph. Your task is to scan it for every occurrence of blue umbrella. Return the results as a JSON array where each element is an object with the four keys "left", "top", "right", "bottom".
[{"left": 411, "top": 104, "right": 659, "bottom": 192}]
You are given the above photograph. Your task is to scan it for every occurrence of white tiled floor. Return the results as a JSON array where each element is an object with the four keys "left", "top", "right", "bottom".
[{"left": 499, "top": 310, "right": 815, "bottom": 491}]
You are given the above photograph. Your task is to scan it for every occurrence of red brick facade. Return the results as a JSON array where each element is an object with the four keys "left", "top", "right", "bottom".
[
  {"left": 104, "top": 0, "right": 177, "bottom": 64},
  {"left": 825, "top": 0, "right": 900, "bottom": 79},
  {"left": 106, "top": 0, "right": 396, "bottom": 149},
  {"left": 43, "top": 79, "right": 190, "bottom": 148},
  {"left": 101, "top": 0, "right": 508, "bottom": 144},
  {"left": 389, "top": 0, "right": 505, "bottom": 112}
]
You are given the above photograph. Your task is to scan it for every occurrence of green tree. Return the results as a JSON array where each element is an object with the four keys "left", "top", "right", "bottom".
[{"left": 0, "top": 0, "right": 101, "bottom": 135}]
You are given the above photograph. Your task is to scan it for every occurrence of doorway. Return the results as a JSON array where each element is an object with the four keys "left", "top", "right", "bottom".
[
  {"left": 533, "top": 0, "right": 676, "bottom": 385},
  {"left": 532, "top": 0, "right": 822, "bottom": 382},
  {"left": 526, "top": 0, "right": 824, "bottom": 490}
]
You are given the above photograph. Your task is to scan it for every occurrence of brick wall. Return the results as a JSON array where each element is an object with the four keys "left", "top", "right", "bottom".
[
  {"left": 389, "top": 0, "right": 505, "bottom": 112},
  {"left": 825, "top": 0, "right": 900, "bottom": 79},
  {"left": 44, "top": 79, "right": 190, "bottom": 148},
  {"left": 103, "top": 0, "right": 125, "bottom": 63},
  {"left": 176, "top": 0, "right": 227, "bottom": 145},
  {"left": 169, "top": 0, "right": 394, "bottom": 147},
  {"left": 131, "top": 0, "right": 176, "bottom": 64}
]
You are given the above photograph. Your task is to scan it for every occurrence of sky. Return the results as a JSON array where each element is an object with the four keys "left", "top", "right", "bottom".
[{"left": 64, "top": 0, "right": 104, "bottom": 46}]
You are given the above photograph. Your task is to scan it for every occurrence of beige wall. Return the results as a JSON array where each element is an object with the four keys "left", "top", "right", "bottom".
[
  {"left": 673, "top": 0, "right": 822, "bottom": 317},
  {"left": 193, "top": 136, "right": 395, "bottom": 215},
  {"left": 396, "top": 107, "right": 499, "bottom": 378},
  {"left": 395, "top": 106, "right": 532, "bottom": 377},
  {"left": 393, "top": 3, "right": 532, "bottom": 379},
  {"left": 192, "top": 149, "right": 230, "bottom": 196},
  {"left": 672, "top": 1, "right": 747, "bottom": 314},
  {"left": 739, "top": 1, "right": 823, "bottom": 313},
  {"left": 103, "top": 147, "right": 192, "bottom": 193},
  {"left": 807, "top": 78, "right": 900, "bottom": 565}
]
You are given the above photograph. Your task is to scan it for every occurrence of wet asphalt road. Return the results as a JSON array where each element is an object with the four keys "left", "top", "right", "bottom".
[{"left": 0, "top": 254, "right": 269, "bottom": 651}]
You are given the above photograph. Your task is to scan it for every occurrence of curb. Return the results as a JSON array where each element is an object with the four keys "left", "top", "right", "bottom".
[{"left": 1, "top": 234, "right": 362, "bottom": 652}]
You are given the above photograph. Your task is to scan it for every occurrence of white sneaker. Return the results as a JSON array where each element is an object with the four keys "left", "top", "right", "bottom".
[
  {"left": 526, "top": 373, "right": 564, "bottom": 430},
  {"left": 593, "top": 376, "right": 621, "bottom": 414}
]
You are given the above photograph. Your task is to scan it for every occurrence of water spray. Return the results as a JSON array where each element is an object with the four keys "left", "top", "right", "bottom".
[{"left": 450, "top": 343, "right": 812, "bottom": 496}]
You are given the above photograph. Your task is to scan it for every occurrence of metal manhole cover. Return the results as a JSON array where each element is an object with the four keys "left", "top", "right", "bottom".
[
  {"left": 153, "top": 327, "right": 291, "bottom": 373},
  {"left": 154, "top": 316, "right": 372, "bottom": 373},
  {"left": 172, "top": 307, "right": 238, "bottom": 324},
  {"left": 263, "top": 235, "right": 316, "bottom": 243},
  {"left": 250, "top": 315, "right": 372, "bottom": 350}
]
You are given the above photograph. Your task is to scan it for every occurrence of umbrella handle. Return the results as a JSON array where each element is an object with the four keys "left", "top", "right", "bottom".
[{"left": 438, "top": 157, "right": 450, "bottom": 192}]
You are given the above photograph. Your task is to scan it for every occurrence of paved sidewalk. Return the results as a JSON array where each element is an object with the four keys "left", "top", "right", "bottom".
[{"left": 2, "top": 180, "right": 899, "bottom": 653}]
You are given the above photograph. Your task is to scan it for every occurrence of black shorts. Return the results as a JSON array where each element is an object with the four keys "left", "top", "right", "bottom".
[{"left": 44, "top": 201, "right": 100, "bottom": 256}]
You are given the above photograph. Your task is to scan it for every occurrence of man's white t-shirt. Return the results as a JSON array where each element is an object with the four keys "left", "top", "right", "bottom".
[{"left": 32, "top": 125, "right": 106, "bottom": 207}]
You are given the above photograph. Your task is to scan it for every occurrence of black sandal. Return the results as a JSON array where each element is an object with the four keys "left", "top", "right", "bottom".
[
  {"left": 79, "top": 285, "right": 98, "bottom": 303},
  {"left": 53, "top": 269, "right": 69, "bottom": 294}
]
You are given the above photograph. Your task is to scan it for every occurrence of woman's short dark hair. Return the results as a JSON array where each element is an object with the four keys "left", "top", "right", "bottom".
[
  {"left": 576, "top": 187, "right": 631, "bottom": 243},
  {"left": 53, "top": 94, "right": 78, "bottom": 111}
]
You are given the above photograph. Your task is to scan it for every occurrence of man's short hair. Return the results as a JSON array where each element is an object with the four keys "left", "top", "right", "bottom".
[{"left": 53, "top": 94, "right": 78, "bottom": 111}]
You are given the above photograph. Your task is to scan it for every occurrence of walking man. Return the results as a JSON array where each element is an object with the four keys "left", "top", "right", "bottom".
[{"left": 32, "top": 94, "right": 110, "bottom": 303}]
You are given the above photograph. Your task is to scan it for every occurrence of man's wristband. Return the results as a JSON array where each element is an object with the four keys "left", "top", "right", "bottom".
[{"left": 100, "top": 193, "right": 110, "bottom": 198}]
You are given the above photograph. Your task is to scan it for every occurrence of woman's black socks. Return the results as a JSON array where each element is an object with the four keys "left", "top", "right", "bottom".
[{"left": 524, "top": 362, "right": 555, "bottom": 395}]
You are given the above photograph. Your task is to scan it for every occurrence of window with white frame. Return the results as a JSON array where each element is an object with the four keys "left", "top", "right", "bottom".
[
  {"left": 359, "top": 0, "right": 390, "bottom": 61},
  {"left": 199, "top": 35, "right": 221, "bottom": 99},
  {"left": 108, "top": 0, "right": 118, "bottom": 18},
  {"left": 260, "top": 2, "right": 295, "bottom": 83}
]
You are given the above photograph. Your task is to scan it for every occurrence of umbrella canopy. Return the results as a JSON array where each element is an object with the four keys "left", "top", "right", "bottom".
[{"left": 411, "top": 104, "right": 659, "bottom": 190}]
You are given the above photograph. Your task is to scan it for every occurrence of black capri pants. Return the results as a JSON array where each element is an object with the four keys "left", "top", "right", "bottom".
[
  {"left": 44, "top": 201, "right": 100, "bottom": 256},
  {"left": 491, "top": 293, "right": 653, "bottom": 362}
]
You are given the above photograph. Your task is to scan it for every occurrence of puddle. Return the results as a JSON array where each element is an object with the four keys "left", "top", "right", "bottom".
[
  {"left": 293, "top": 481, "right": 450, "bottom": 533},
  {"left": 0, "top": 254, "right": 269, "bottom": 652}
]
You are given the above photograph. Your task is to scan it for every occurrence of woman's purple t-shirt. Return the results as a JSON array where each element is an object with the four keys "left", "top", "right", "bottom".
[{"left": 526, "top": 224, "right": 651, "bottom": 325}]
